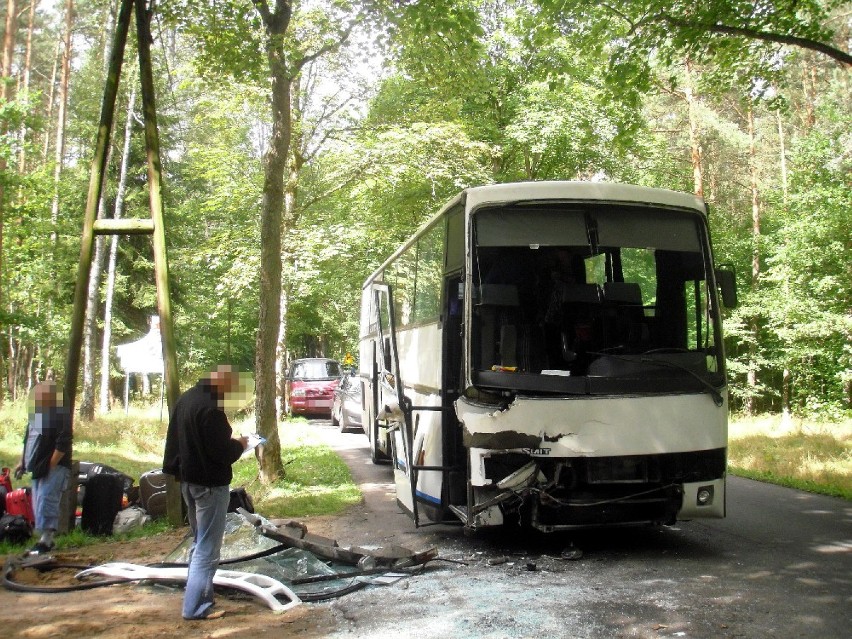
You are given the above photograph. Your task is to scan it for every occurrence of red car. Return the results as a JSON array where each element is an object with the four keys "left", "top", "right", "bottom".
[{"left": 284, "top": 358, "right": 343, "bottom": 417}]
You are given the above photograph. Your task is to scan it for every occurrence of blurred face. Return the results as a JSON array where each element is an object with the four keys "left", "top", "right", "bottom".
[
  {"left": 34, "top": 382, "right": 58, "bottom": 408},
  {"left": 210, "top": 365, "right": 239, "bottom": 395}
]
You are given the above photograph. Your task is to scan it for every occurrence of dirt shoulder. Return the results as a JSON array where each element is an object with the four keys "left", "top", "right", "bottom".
[
  {"left": 0, "top": 426, "right": 433, "bottom": 639},
  {"left": 0, "top": 517, "right": 357, "bottom": 639}
]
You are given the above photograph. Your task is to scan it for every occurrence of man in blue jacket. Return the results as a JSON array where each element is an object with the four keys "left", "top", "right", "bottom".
[
  {"left": 163, "top": 365, "right": 248, "bottom": 620},
  {"left": 15, "top": 380, "right": 72, "bottom": 554}
]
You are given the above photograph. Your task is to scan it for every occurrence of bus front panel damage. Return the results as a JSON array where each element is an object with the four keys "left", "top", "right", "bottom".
[{"left": 454, "top": 393, "right": 727, "bottom": 532}]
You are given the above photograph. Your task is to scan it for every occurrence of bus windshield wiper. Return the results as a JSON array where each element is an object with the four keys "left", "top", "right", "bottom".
[{"left": 589, "top": 350, "right": 724, "bottom": 407}]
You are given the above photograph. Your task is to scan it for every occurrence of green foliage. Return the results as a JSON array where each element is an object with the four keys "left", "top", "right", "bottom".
[
  {"left": 0, "top": 0, "right": 848, "bottom": 423},
  {"left": 226, "top": 418, "right": 360, "bottom": 518},
  {"left": 382, "top": 0, "right": 485, "bottom": 82},
  {"left": 166, "top": 82, "right": 264, "bottom": 373},
  {"left": 536, "top": 0, "right": 850, "bottom": 86},
  {"left": 757, "top": 100, "right": 852, "bottom": 413},
  {"left": 159, "top": 1, "right": 267, "bottom": 84}
]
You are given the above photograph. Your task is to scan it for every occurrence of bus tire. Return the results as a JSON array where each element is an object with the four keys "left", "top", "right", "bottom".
[{"left": 370, "top": 423, "right": 389, "bottom": 464}]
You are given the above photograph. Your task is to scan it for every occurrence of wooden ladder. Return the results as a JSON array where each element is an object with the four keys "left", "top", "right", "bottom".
[{"left": 63, "top": 0, "right": 182, "bottom": 527}]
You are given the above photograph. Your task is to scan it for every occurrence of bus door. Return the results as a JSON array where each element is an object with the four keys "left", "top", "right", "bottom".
[{"left": 370, "top": 283, "right": 417, "bottom": 516}]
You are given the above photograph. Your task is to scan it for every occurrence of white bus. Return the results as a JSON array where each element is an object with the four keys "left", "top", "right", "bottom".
[{"left": 359, "top": 181, "right": 737, "bottom": 532}]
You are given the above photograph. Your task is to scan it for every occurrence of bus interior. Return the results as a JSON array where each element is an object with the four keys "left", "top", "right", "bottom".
[{"left": 469, "top": 203, "right": 725, "bottom": 399}]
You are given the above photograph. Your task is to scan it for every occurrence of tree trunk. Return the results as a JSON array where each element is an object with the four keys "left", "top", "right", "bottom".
[
  {"left": 100, "top": 81, "right": 137, "bottom": 414},
  {"left": 275, "top": 168, "right": 301, "bottom": 418},
  {"left": 275, "top": 73, "right": 305, "bottom": 419},
  {"left": 777, "top": 111, "right": 791, "bottom": 422},
  {"left": 50, "top": 0, "right": 74, "bottom": 241},
  {"left": 745, "top": 104, "right": 761, "bottom": 416},
  {"left": 254, "top": 0, "right": 292, "bottom": 484},
  {"left": 42, "top": 39, "right": 60, "bottom": 163},
  {"left": 7, "top": 327, "right": 16, "bottom": 400},
  {"left": 776, "top": 111, "right": 788, "bottom": 205},
  {"left": 17, "top": 0, "right": 38, "bottom": 173},
  {"left": 80, "top": 2, "right": 120, "bottom": 421},
  {"left": 275, "top": 282, "right": 290, "bottom": 417},
  {"left": 684, "top": 59, "right": 704, "bottom": 197},
  {"left": 0, "top": 0, "right": 18, "bottom": 404},
  {"left": 802, "top": 65, "right": 816, "bottom": 130},
  {"left": 1, "top": 0, "right": 18, "bottom": 102},
  {"left": 79, "top": 221, "right": 106, "bottom": 420}
]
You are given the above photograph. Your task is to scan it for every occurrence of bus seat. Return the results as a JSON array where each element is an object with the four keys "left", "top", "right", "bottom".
[
  {"left": 541, "top": 283, "right": 602, "bottom": 369},
  {"left": 558, "top": 282, "right": 602, "bottom": 304},
  {"left": 479, "top": 283, "right": 520, "bottom": 306},
  {"left": 603, "top": 282, "right": 648, "bottom": 346},
  {"left": 603, "top": 282, "right": 642, "bottom": 305},
  {"left": 478, "top": 284, "right": 520, "bottom": 369},
  {"left": 499, "top": 325, "right": 518, "bottom": 368}
]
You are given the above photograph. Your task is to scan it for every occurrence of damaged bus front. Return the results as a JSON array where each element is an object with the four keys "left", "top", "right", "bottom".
[{"left": 360, "top": 182, "right": 737, "bottom": 533}]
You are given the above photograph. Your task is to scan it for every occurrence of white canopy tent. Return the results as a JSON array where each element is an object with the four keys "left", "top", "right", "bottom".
[{"left": 115, "top": 316, "right": 165, "bottom": 415}]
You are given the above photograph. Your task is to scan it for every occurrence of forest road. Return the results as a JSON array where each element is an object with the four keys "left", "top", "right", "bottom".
[{"left": 309, "top": 419, "right": 852, "bottom": 639}]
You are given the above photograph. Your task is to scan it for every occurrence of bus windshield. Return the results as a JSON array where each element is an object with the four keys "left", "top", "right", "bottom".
[{"left": 470, "top": 202, "right": 724, "bottom": 396}]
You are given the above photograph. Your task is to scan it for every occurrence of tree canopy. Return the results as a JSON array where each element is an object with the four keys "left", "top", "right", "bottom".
[{"left": 0, "top": 0, "right": 848, "bottom": 430}]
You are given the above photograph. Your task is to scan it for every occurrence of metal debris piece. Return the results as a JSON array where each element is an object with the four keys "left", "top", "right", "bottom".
[{"left": 242, "top": 511, "right": 438, "bottom": 569}]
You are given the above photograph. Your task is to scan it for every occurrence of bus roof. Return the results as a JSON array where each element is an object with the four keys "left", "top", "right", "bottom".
[
  {"left": 362, "top": 181, "right": 707, "bottom": 289},
  {"left": 463, "top": 181, "right": 706, "bottom": 213}
]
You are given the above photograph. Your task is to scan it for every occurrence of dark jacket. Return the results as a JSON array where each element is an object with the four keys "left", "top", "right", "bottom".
[
  {"left": 23, "top": 406, "right": 72, "bottom": 480},
  {"left": 162, "top": 380, "right": 244, "bottom": 487}
]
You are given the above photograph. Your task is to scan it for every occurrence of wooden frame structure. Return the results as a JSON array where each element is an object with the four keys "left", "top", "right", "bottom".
[{"left": 64, "top": 0, "right": 182, "bottom": 525}]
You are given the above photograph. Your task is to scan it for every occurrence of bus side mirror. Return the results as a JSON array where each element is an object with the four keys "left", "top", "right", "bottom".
[{"left": 716, "top": 266, "right": 737, "bottom": 309}]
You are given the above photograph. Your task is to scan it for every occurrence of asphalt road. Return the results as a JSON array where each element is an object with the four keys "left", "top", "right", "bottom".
[{"left": 311, "top": 420, "right": 852, "bottom": 639}]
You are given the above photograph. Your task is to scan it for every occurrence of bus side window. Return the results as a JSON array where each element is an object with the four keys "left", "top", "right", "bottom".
[{"left": 383, "top": 336, "right": 393, "bottom": 373}]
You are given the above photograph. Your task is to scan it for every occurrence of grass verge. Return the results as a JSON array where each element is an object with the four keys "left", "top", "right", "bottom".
[
  {"left": 0, "top": 402, "right": 360, "bottom": 554},
  {"left": 727, "top": 415, "right": 851, "bottom": 500}
]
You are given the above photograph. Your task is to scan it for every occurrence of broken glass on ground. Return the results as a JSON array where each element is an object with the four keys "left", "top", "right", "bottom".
[{"left": 164, "top": 512, "right": 437, "bottom": 600}]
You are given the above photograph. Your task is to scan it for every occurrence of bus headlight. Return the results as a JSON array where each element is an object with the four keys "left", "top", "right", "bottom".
[{"left": 696, "top": 486, "right": 714, "bottom": 506}]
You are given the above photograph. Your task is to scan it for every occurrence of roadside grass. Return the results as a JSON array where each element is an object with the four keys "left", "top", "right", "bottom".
[
  {"left": 0, "top": 402, "right": 359, "bottom": 554},
  {"left": 230, "top": 415, "right": 361, "bottom": 517},
  {"left": 728, "top": 415, "right": 851, "bottom": 500}
]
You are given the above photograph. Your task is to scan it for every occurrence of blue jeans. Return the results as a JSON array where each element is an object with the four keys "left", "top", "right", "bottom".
[
  {"left": 181, "top": 482, "right": 230, "bottom": 620},
  {"left": 31, "top": 464, "right": 70, "bottom": 532}
]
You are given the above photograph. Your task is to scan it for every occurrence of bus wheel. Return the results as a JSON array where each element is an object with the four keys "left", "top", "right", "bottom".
[
  {"left": 370, "top": 423, "right": 388, "bottom": 464},
  {"left": 370, "top": 442, "right": 381, "bottom": 463}
]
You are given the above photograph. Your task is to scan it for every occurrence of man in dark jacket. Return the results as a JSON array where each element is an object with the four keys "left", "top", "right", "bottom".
[
  {"left": 15, "top": 380, "right": 72, "bottom": 554},
  {"left": 163, "top": 365, "right": 248, "bottom": 620}
]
